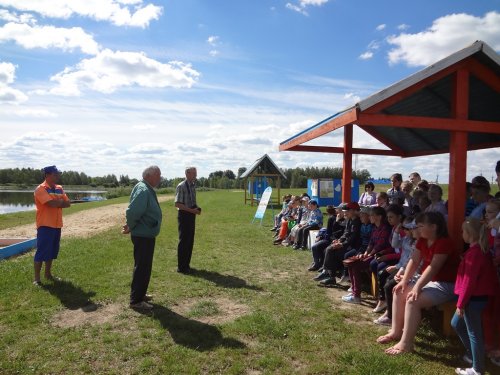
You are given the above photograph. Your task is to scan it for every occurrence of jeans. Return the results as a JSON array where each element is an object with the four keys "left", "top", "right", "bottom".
[{"left": 451, "top": 299, "right": 488, "bottom": 373}]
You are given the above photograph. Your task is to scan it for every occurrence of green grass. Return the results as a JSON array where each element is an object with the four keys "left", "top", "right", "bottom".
[{"left": 0, "top": 190, "right": 497, "bottom": 374}]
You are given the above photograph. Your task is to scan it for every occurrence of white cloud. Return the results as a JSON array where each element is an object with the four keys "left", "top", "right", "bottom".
[
  {"left": 299, "top": 0, "right": 328, "bottom": 6},
  {"left": 397, "top": 23, "right": 410, "bottom": 31},
  {"left": 132, "top": 124, "right": 156, "bottom": 130},
  {"left": 11, "top": 108, "right": 57, "bottom": 117},
  {"left": 0, "top": 22, "right": 100, "bottom": 55},
  {"left": 207, "top": 35, "right": 219, "bottom": 46},
  {"left": 387, "top": 11, "right": 500, "bottom": 67},
  {"left": 359, "top": 51, "right": 373, "bottom": 60},
  {"left": 286, "top": 0, "right": 328, "bottom": 16},
  {"left": 0, "top": 0, "right": 162, "bottom": 28},
  {"left": 209, "top": 50, "right": 219, "bottom": 57},
  {"left": 42, "top": 49, "right": 200, "bottom": 96},
  {"left": 0, "top": 9, "right": 36, "bottom": 24},
  {"left": 0, "top": 62, "right": 28, "bottom": 104},
  {"left": 376, "top": 24, "right": 386, "bottom": 31},
  {"left": 286, "top": 3, "right": 308, "bottom": 16}
]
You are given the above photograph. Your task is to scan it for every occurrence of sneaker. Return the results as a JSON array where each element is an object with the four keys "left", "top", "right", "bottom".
[
  {"left": 373, "top": 301, "right": 387, "bottom": 313},
  {"left": 308, "top": 263, "right": 321, "bottom": 272},
  {"left": 319, "top": 277, "right": 337, "bottom": 287},
  {"left": 339, "top": 275, "right": 350, "bottom": 284},
  {"left": 130, "top": 301, "right": 153, "bottom": 310},
  {"left": 373, "top": 316, "right": 392, "bottom": 326},
  {"left": 342, "top": 294, "right": 361, "bottom": 304},
  {"left": 33, "top": 280, "right": 42, "bottom": 287},
  {"left": 313, "top": 271, "right": 330, "bottom": 281},
  {"left": 347, "top": 287, "right": 353, "bottom": 292},
  {"left": 462, "top": 354, "right": 472, "bottom": 365},
  {"left": 455, "top": 368, "right": 481, "bottom": 375}
]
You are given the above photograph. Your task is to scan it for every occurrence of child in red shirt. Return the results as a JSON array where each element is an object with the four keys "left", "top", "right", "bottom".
[{"left": 452, "top": 217, "right": 499, "bottom": 375}]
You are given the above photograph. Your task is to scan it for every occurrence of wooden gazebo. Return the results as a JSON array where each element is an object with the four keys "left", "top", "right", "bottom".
[
  {"left": 279, "top": 41, "right": 500, "bottom": 248},
  {"left": 241, "top": 154, "right": 287, "bottom": 206}
]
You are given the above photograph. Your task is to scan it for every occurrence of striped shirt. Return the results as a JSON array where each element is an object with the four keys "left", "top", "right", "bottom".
[{"left": 175, "top": 179, "right": 197, "bottom": 208}]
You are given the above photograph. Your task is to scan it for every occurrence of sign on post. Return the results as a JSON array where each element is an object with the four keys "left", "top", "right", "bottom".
[{"left": 252, "top": 186, "right": 272, "bottom": 225}]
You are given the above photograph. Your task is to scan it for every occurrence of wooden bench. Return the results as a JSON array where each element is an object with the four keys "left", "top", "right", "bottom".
[{"left": 307, "top": 230, "right": 320, "bottom": 250}]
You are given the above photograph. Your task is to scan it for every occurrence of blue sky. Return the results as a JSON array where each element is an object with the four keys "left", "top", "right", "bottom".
[{"left": 0, "top": 0, "right": 499, "bottom": 182}]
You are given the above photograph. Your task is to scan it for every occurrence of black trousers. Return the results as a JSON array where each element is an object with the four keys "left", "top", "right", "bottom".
[
  {"left": 384, "top": 276, "right": 398, "bottom": 319},
  {"left": 177, "top": 211, "right": 196, "bottom": 271},
  {"left": 323, "top": 245, "right": 348, "bottom": 276},
  {"left": 295, "top": 224, "right": 320, "bottom": 248},
  {"left": 130, "top": 235, "right": 155, "bottom": 304}
]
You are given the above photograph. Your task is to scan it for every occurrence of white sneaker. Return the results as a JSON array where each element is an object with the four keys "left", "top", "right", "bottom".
[
  {"left": 455, "top": 368, "right": 481, "bottom": 375},
  {"left": 342, "top": 295, "right": 361, "bottom": 304},
  {"left": 372, "top": 301, "right": 387, "bottom": 313}
]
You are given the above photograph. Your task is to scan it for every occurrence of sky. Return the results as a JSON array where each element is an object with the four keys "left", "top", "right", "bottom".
[{"left": 0, "top": 0, "right": 499, "bottom": 182}]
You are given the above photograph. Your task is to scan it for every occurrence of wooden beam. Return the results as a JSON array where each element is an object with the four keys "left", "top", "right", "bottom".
[
  {"left": 358, "top": 113, "right": 500, "bottom": 134},
  {"left": 279, "top": 107, "right": 358, "bottom": 151},
  {"left": 402, "top": 141, "right": 500, "bottom": 158},
  {"left": 342, "top": 124, "right": 353, "bottom": 203},
  {"left": 466, "top": 58, "right": 500, "bottom": 93},
  {"left": 286, "top": 145, "right": 402, "bottom": 156},
  {"left": 358, "top": 125, "right": 407, "bottom": 155},
  {"left": 448, "top": 69, "right": 469, "bottom": 252}
]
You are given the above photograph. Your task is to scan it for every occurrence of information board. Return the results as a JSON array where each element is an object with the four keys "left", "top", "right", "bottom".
[{"left": 253, "top": 186, "right": 272, "bottom": 223}]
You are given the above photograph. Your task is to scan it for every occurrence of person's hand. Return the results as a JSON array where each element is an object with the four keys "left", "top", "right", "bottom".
[
  {"left": 407, "top": 287, "right": 420, "bottom": 302},
  {"left": 386, "top": 265, "right": 396, "bottom": 273},
  {"left": 122, "top": 224, "right": 130, "bottom": 234},
  {"left": 195, "top": 207, "right": 202, "bottom": 215},
  {"left": 394, "top": 273, "right": 403, "bottom": 283},
  {"left": 393, "top": 281, "right": 405, "bottom": 294},
  {"left": 456, "top": 307, "right": 464, "bottom": 318}
]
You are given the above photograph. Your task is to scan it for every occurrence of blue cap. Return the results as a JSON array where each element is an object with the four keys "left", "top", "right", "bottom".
[{"left": 42, "top": 165, "right": 61, "bottom": 174}]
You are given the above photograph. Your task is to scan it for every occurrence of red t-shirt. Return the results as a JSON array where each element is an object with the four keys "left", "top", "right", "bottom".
[{"left": 416, "top": 237, "right": 459, "bottom": 283}]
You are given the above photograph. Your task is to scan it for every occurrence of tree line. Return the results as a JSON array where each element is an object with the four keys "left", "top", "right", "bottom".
[{"left": 0, "top": 166, "right": 372, "bottom": 190}]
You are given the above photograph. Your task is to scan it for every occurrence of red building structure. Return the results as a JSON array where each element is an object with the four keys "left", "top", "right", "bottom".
[{"left": 279, "top": 41, "right": 500, "bottom": 248}]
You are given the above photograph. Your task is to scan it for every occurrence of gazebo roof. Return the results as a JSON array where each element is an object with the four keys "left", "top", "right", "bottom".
[
  {"left": 279, "top": 40, "right": 500, "bottom": 157},
  {"left": 240, "top": 154, "right": 287, "bottom": 179}
]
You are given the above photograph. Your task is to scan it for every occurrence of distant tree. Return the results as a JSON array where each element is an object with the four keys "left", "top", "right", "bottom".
[
  {"left": 223, "top": 170, "right": 236, "bottom": 180},
  {"left": 237, "top": 167, "right": 247, "bottom": 178}
]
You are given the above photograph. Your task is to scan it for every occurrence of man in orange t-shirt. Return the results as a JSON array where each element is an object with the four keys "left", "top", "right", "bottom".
[{"left": 33, "top": 165, "right": 71, "bottom": 285}]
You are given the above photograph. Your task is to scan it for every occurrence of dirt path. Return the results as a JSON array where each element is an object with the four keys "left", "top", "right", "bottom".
[{"left": 0, "top": 196, "right": 172, "bottom": 239}]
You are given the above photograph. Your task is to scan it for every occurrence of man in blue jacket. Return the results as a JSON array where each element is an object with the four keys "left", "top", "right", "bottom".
[{"left": 122, "top": 166, "right": 163, "bottom": 310}]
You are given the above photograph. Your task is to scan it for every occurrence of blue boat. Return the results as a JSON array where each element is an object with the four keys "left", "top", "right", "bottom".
[{"left": 0, "top": 238, "right": 37, "bottom": 260}]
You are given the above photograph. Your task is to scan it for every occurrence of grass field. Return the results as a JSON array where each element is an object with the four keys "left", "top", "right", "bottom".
[{"left": 0, "top": 189, "right": 497, "bottom": 374}]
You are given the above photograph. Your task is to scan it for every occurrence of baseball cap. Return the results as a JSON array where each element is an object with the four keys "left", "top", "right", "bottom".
[
  {"left": 345, "top": 202, "right": 360, "bottom": 211},
  {"left": 336, "top": 202, "right": 347, "bottom": 210},
  {"left": 42, "top": 165, "right": 61, "bottom": 175},
  {"left": 402, "top": 220, "right": 417, "bottom": 230}
]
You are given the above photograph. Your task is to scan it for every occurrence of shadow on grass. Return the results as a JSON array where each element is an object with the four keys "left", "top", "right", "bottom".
[
  {"left": 42, "top": 279, "right": 96, "bottom": 310},
  {"left": 189, "top": 269, "right": 263, "bottom": 291},
  {"left": 137, "top": 304, "right": 246, "bottom": 352}
]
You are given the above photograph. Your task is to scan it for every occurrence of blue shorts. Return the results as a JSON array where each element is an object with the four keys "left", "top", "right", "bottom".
[{"left": 35, "top": 227, "right": 61, "bottom": 262}]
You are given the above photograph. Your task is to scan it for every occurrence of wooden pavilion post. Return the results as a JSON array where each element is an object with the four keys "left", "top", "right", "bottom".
[
  {"left": 448, "top": 69, "right": 469, "bottom": 250},
  {"left": 342, "top": 124, "right": 353, "bottom": 203}
]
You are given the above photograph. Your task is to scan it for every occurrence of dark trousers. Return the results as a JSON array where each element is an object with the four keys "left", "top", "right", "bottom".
[
  {"left": 295, "top": 224, "right": 319, "bottom": 247},
  {"left": 177, "top": 211, "right": 196, "bottom": 271},
  {"left": 130, "top": 235, "right": 155, "bottom": 304},
  {"left": 384, "top": 276, "right": 398, "bottom": 318},
  {"left": 323, "top": 245, "right": 348, "bottom": 277},
  {"left": 311, "top": 239, "right": 330, "bottom": 266}
]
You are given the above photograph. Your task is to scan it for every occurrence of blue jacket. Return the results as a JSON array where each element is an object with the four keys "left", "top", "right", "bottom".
[
  {"left": 126, "top": 180, "right": 162, "bottom": 238},
  {"left": 307, "top": 208, "right": 323, "bottom": 227}
]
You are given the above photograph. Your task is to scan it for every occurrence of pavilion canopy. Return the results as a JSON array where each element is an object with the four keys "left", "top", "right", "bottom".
[{"left": 279, "top": 40, "right": 500, "bottom": 157}]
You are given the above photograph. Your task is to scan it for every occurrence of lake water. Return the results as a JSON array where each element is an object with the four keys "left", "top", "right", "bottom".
[{"left": 0, "top": 190, "right": 106, "bottom": 214}]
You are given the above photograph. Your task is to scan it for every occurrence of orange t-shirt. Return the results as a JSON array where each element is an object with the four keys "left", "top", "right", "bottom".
[{"left": 34, "top": 181, "right": 70, "bottom": 228}]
